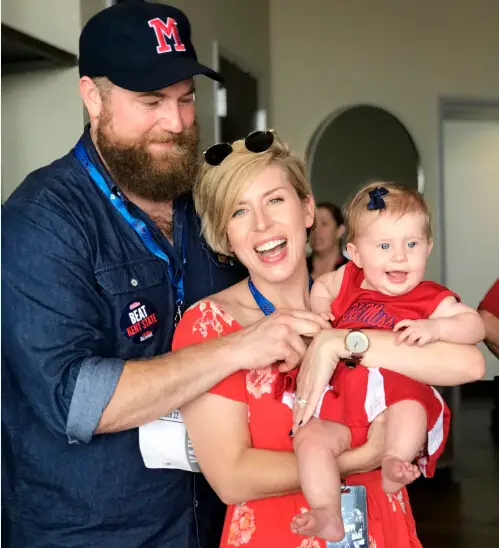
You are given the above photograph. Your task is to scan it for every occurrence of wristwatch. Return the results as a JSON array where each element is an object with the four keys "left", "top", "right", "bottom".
[{"left": 344, "top": 330, "right": 369, "bottom": 368}]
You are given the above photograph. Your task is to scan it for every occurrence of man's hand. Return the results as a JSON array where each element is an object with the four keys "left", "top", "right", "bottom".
[
  {"left": 394, "top": 318, "right": 441, "bottom": 346},
  {"left": 233, "top": 310, "right": 331, "bottom": 372}
]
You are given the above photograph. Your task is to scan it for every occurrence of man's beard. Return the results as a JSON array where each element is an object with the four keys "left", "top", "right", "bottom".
[{"left": 96, "top": 111, "right": 200, "bottom": 202}]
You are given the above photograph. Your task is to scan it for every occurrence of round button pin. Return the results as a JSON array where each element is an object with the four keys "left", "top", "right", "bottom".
[{"left": 120, "top": 299, "right": 160, "bottom": 344}]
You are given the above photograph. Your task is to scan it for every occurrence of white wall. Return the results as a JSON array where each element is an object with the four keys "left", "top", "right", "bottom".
[
  {"left": 2, "top": 0, "right": 80, "bottom": 54},
  {"left": 80, "top": 0, "right": 109, "bottom": 28},
  {"left": 1, "top": 0, "right": 83, "bottom": 202},
  {"left": 443, "top": 120, "right": 499, "bottom": 380},
  {"left": 1, "top": 69, "right": 84, "bottom": 202},
  {"left": 269, "top": 0, "right": 499, "bottom": 281}
]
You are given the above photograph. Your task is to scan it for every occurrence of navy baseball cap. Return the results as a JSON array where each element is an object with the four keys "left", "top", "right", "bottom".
[{"left": 79, "top": 2, "right": 222, "bottom": 92}]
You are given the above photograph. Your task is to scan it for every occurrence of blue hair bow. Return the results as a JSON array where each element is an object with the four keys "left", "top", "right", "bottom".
[{"left": 367, "top": 187, "right": 389, "bottom": 210}]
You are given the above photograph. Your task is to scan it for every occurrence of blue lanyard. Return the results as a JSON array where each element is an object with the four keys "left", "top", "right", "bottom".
[
  {"left": 74, "top": 141, "right": 186, "bottom": 323},
  {"left": 248, "top": 277, "right": 314, "bottom": 316}
]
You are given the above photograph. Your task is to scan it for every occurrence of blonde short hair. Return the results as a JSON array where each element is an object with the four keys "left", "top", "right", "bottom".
[
  {"left": 194, "top": 133, "right": 312, "bottom": 255},
  {"left": 345, "top": 182, "right": 432, "bottom": 242}
]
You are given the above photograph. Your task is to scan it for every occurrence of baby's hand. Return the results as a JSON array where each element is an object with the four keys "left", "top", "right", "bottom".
[
  {"left": 393, "top": 318, "right": 441, "bottom": 346},
  {"left": 318, "top": 312, "right": 335, "bottom": 324}
]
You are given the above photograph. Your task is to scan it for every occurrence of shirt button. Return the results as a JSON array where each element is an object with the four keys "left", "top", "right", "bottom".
[
  {"left": 194, "top": 499, "right": 199, "bottom": 508},
  {"left": 130, "top": 278, "right": 138, "bottom": 287}
]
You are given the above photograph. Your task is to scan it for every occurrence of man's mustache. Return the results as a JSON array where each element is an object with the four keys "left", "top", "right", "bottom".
[
  {"left": 148, "top": 135, "right": 175, "bottom": 145},
  {"left": 147, "top": 132, "right": 192, "bottom": 146}
]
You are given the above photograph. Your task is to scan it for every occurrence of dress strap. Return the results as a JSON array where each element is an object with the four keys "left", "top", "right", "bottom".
[{"left": 345, "top": 261, "right": 365, "bottom": 289}]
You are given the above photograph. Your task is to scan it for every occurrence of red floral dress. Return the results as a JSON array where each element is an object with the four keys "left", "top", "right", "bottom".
[{"left": 173, "top": 301, "right": 423, "bottom": 548}]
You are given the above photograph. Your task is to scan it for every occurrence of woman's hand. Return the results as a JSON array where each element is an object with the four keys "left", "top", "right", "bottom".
[{"left": 292, "top": 329, "right": 349, "bottom": 429}]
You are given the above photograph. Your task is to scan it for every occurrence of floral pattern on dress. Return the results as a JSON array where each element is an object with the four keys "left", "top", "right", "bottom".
[
  {"left": 192, "top": 301, "right": 234, "bottom": 338},
  {"left": 228, "top": 503, "right": 256, "bottom": 546},
  {"left": 246, "top": 367, "right": 275, "bottom": 399},
  {"left": 387, "top": 491, "right": 406, "bottom": 514},
  {"left": 297, "top": 538, "right": 320, "bottom": 548}
]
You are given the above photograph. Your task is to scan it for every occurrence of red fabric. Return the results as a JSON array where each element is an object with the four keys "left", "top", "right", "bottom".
[
  {"left": 331, "top": 261, "right": 460, "bottom": 327},
  {"left": 479, "top": 279, "right": 499, "bottom": 317},
  {"left": 319, "top": 262, "right": 452, "bottom": 477},
  {"left": 173, "top": 300, "right": 422, "bottom": 548}
]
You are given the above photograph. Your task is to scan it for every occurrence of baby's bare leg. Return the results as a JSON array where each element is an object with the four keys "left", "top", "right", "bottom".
[
  {"left": 382, "top": 400, "right": 427, "bottom": 494},
  {"left": 291, "top": 418, "right": 351, "bottom": 541}
]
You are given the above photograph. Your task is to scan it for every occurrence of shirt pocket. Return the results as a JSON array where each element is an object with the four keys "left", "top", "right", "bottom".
[
  {"left": 95, "top": 258, "right": 173, "bottom": 358},
  {"left": 95, "top": 257, "right": 165, "bottom": 294}
]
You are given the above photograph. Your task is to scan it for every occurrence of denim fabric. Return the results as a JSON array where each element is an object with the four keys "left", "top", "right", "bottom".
[{"left": 1, "top": 128, "right": 246, "bottom": 547}]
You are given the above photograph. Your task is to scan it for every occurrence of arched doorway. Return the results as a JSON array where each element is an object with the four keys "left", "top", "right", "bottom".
[{"left": 306, "top": 105, "right": 423, "bottom": 208}]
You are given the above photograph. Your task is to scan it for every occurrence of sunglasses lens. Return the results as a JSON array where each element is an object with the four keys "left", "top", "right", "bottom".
[
  {"left": 204, "top": 143, "right": 233, "bottom": 166},
  {"left": 245, "top": 131, "right": 274, "bottom": 153}
]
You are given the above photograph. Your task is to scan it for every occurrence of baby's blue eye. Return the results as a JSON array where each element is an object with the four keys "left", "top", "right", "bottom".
[
  {"left": 380, "top": 243, "right": 389, "bottom": 250},
  {"left": 407, "top": 241, "right": 417, "bottom": 249}
]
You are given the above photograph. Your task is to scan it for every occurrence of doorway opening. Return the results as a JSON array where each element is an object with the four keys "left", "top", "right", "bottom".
[{"left": 306, "top": 104, "right": 423, "bottom": 208}]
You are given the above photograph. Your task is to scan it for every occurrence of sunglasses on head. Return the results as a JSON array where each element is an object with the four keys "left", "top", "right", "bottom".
[{"left": 203, "top": 130, "right": 275, "bottom": 166}]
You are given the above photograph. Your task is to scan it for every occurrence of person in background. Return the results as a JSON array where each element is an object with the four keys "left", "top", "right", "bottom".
[
  {"left": 478, "top": 278, "right": 499, "bottom": 442},
  {"left": 1, "top": 4, "right": 327, "bottom": 547},
  {"left": 308, "top": 201, "right": 349, "bottom": 279}
]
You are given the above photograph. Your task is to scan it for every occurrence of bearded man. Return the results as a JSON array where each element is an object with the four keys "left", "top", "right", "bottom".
[{"left": 2, "top": 3, "right": 322, "bottom": 547}]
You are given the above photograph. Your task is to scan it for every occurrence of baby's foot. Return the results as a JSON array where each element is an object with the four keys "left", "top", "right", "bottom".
[
  {"left": 381, "top": 455, "right": 421, "bottom": 494},
  {"left": 290, "top": 507, "right": 344, "bottom": 541}
]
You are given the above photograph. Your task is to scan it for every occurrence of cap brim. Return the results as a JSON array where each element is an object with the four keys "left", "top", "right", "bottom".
[{"left": 107, "top": 56, "right": 222, "bottom": 92}]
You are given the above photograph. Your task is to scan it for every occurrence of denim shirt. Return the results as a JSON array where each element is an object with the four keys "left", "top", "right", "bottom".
[{"left": 1, "top": 128, "right": 247, "bottom": 548}]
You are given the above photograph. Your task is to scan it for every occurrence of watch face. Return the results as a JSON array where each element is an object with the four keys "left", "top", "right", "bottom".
[{"left": 346, "top": 331, "right": 369, "bottom": 354}]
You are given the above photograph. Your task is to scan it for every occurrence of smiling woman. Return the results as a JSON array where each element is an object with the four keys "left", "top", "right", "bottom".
[
  {"left": 195, "top": 132, "right": 314, "bottom": 270},
  {"left": 167, "top": 132, "right": 482, "bottom": 547},
  {"left": 225, "top": 164, "right": 314, "bottom": 288}
]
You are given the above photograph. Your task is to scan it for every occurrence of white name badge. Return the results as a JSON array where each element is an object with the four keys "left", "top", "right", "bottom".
[{"left": 139, "top": 409, "right": 200, "bottom": 472}]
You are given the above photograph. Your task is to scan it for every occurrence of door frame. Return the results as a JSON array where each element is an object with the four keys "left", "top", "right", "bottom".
[
  {"left": 437, "top": 98, "right": 499, "bottom": 287},
  {"left": 211, "top": 40, "right": 263, "bottom": 144},
  {"left": 437, "top": 97, "right": 499, "bottom": 479}
]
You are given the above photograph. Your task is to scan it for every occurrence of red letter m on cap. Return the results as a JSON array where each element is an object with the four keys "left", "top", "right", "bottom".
[{"left": 148, "top": 17, "right": 186, "bottom": 54}]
